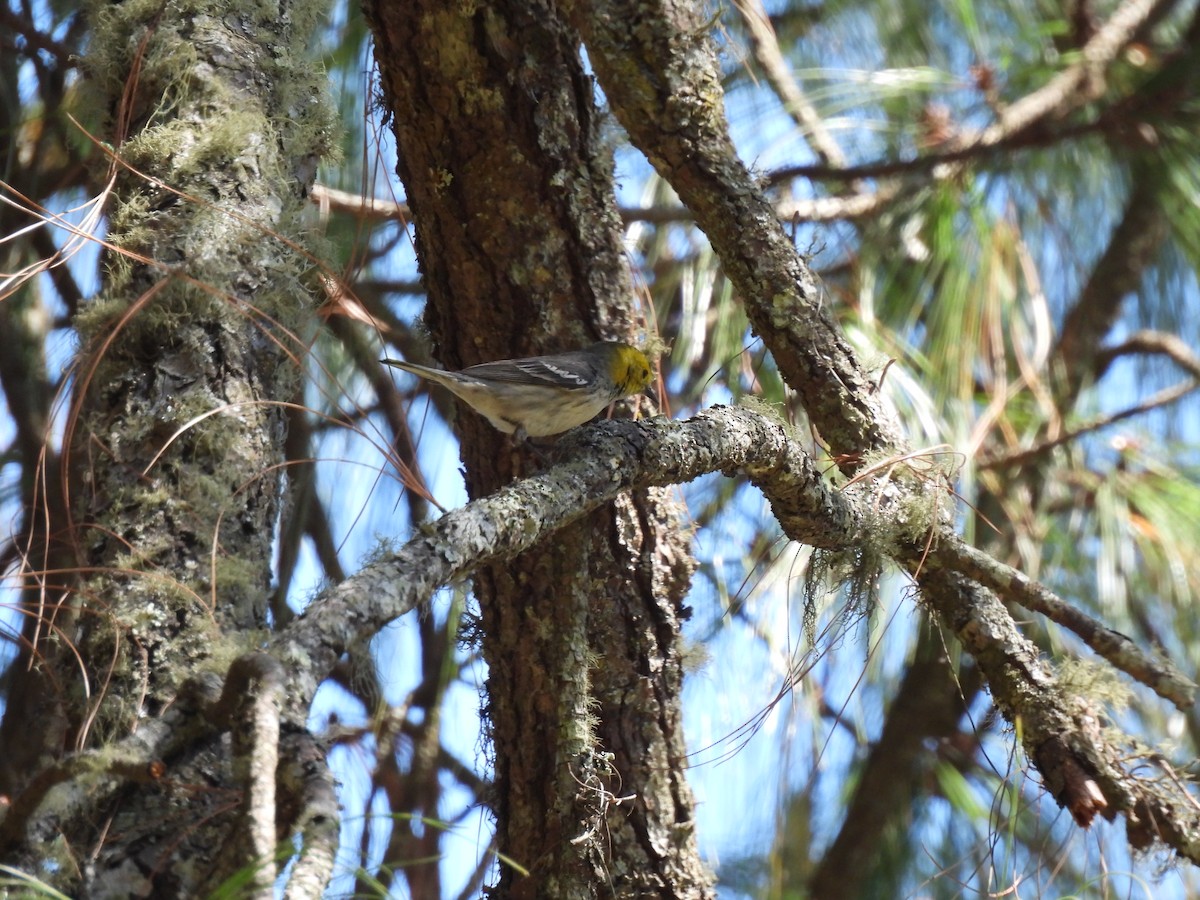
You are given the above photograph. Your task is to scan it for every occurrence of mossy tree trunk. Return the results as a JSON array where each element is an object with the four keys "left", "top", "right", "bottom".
[{"left": 0, "top": 0, "right": 337, "bottom": 894}]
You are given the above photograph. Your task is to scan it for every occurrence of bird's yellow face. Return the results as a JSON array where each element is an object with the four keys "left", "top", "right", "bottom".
[{"left": 612, "top": 344, "right": 654, "bottom": 398}]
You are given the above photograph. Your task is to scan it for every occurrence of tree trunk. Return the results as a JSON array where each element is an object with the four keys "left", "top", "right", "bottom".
[
  {"left": 0, "top": 0, "right": 337, "bottom": 893},
  {"left": 363, "top": 0, "right": 712, "bottom": 895}
]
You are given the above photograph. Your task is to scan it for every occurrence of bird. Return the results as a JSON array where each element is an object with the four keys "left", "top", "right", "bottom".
[{"left": 382, "top": 340, "right": 653, "bottom": 439}]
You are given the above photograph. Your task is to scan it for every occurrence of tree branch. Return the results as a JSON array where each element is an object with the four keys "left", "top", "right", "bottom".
[
  {"left": 1053, "top": 176, "right": 1169, "bottom": 409},
  {"left": 7, "top": 406, "right": 1199, "bottom": 867},
  {"left": 278, "top": 731, "right": 340, "bottom": 900},
  {"left": 981, "top": 377, "right": 1200, "bottom": 469},
  {"left": 205, "top": 653, "right": 287, "bottom": 898},
  {"left": 731, "top": 0, "right": 846, "bottom": 169},
  {"left": 272, "top": 407, "right": 857, "bottom": 717},
  {"left": 268, "top": 406, "right": 1200, "bottom": 863},
  {"left": 567, "top": 0, "right": 903, "bottom": 461},
  {"left": 937, "top": 537, "right": 1194, "bottom": 708},
  {"left": 969, "top": 0, "right": 1174, "bottom": 148},
  {"left": 1096, "top": 329, "right": 1200, "bottom": 379}
]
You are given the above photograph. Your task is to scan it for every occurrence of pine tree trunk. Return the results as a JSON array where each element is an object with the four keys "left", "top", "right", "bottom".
[{"left": 363, "top": 0, "right": 712, "bottom": 895}]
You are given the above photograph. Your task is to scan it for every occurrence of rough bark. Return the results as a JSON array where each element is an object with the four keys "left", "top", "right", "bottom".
[
  {"left": 567, "top": 0, "right": 905, "bottom": 464},
  {"left": 0, "top": 0, "right": 336, "bottom": 892},
  {"left": 361, "top": 0, "right": 710, "bottom": 895}
]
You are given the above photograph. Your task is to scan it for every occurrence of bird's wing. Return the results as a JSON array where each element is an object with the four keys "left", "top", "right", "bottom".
[{"left": 464, "top": 353, "right": 596, "bottom": 389}]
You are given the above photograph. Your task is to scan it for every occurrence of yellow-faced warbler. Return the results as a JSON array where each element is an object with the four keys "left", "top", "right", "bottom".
[{"left": 382, "top": 341, "right": 653, "bottom": 439}]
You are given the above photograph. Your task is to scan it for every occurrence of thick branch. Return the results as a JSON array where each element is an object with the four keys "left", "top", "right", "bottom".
[
  {"left": 937, "top": 538, "right": 1194, "bottom": 709},
  {"left": 270, "top": 409, "right": 1200, "bottom": 865},
  {"left": 1053, "top": 175, "right": 1168, "bottom": 408},
  {"left": 915, "top": 568, "right": 1126, "bottom": 826},
  {"left": 278, "top": 732, "right": 340, "bottom": 899},
  {"left": 566, "top": 0, "right": 902, "bottom": 461},
  {"left": 273, "top": 407, "right": 856, "bottom": 715}
]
